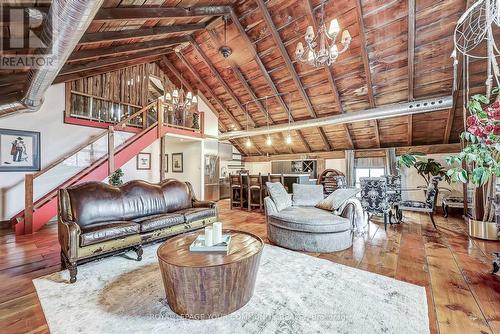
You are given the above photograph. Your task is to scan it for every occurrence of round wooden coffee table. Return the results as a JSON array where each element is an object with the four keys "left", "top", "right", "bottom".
[{"left": 157, "top": 229, "right": 264, "bottom": 319}]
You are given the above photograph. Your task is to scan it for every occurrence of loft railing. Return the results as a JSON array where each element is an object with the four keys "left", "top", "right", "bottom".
[
  {"left": 163, "top": 102, "right": 204, "bottom": 134},
  {"left": 21, "top": 100, "right": 159, "bottom": 234}
]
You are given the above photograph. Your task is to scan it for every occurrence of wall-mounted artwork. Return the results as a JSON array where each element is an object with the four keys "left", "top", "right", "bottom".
[
  {"left": 136, "top": 152, "right": 151, "bottom": 170},
  {"left": 172, "top": 153, "right": 183, "bottom": 173},
  {"left": 0, "top": 129, "right": 40, "bottom": 172}
]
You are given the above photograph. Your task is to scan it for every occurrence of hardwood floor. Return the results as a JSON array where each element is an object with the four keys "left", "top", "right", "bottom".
[{"left": 0, "top": 200, "right": 498, "bottom": 334}]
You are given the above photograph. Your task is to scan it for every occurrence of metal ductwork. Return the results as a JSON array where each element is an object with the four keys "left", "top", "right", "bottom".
[
  {"left": 219, "top": 96, "right": 453, "bottom": 140},
  {"left": 0, "top": 0, "right": 104, "bottom": 118}
]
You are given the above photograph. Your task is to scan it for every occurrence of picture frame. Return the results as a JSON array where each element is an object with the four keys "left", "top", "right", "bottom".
[
  {"left": 0, "top": 128, "right": 41, "bottom": 172},
  {"left": 136, "top": 152, "right": 151, "bottom": 170},
  {"left": 172, "top": 153, "right": 183, "bottom": 173}
]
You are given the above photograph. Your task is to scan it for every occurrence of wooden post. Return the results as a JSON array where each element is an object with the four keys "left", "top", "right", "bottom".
[
  {"left": 24, "top": 174, "right": 34, "bottom": 234},
  {"left": 200, "top": 111, "right": 205, "bottom": 135},
  {"left": 157, "top": 99, "right": 164, "bottom": 138},
  {"left": 108, "top": 126, "right": 115, "bottom": 175},
  {"left": 160, "top": 136, "right": 166, "bottom": 181}
]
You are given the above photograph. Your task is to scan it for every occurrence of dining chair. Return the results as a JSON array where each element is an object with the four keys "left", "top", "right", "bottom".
[
  {"left": 247, "top": 173, "right": 263, "bottom": 212},
  {"left": 268, "top": 173, "right": 288, "bottom": 192},
  {"left": 384, "top": 175, "right": 402, "bottom": 223},
  {"left": 398, "top": 176, "right": 442, "bottom": 228},
  {"left": 360, "top": 177, "right": 391, "bottom": 230}
]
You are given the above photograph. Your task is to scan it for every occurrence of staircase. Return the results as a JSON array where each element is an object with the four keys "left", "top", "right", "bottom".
[{"left": 11, "top": 99, "right": 205, "bottom": 235}]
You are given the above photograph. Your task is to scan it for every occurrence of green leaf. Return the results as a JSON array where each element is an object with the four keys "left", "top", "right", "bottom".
[
  {"left": 471, "top": 94, "right": 490, "bottom": 104},
  {"left": 469, "top": 100, "right": 482, "bottom": 113}
]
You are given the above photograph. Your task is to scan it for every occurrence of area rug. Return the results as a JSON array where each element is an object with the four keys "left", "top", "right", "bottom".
[{"left": 33, "top": 244, "right": 429, "bottom": 334}]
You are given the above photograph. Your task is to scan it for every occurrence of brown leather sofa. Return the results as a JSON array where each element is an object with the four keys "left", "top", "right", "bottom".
[{"left": 58, "top": 179, "right": 217, "bottom": 283}]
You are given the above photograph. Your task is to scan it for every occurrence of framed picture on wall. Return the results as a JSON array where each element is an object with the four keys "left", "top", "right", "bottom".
[
  {"left": 136, "top": 152, "right": 151, "bottom": 170},
  {"left": 0, "top": 128, "right": 41, "bottom": 172},
  {"left": 172, "top": 153, "right": 183, "bottom": 173}
]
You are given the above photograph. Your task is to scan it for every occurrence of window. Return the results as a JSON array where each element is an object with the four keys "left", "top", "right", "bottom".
[{"left": 355, "top": 167, "right": 385, "bottom": 187}]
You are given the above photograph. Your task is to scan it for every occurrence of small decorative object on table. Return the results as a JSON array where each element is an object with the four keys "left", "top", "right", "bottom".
[{"left": 189, "top": 223, "right": 231, "bottom": 254}]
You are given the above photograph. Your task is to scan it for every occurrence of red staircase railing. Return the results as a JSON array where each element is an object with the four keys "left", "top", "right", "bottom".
[{"left": 12, "top": 98, "right": 205, "bottom": 235}]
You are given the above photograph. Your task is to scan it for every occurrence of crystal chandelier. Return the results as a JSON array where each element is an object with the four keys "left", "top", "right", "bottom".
[
  {"left": 295, "top": 1, "right": 351, "bottom": 67},
  {"left": 164, "top": 86, "right": 197, "bottom": 116}
]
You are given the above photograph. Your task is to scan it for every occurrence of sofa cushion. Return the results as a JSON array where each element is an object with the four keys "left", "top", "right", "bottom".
[
  {"left": 268, "top": 206, "right": 351, "bottom": 233},
  {"left": 316, "top": 188, "right": 360, "bottom": 211},
  {"left": 80, "top": 221, "right": 140, "bottom": 246},
  {"left": 292, "top": 184, "right": 324, "bottom": 207},
  {"left": 132, "top": 213, "right": 185, "bottom": 232},
  {"left": 176, "top": 207, "right": 217, "bottom": 223},
  {"left": 160, "top": 179, "right": 193, "bottom": 212},
  {"left": 266, "top": 182, "right": 292, "bottom": 212}
]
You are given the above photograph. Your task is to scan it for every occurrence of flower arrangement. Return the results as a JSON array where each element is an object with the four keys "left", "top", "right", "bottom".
[{"left": 446, "top": 92, "right": 500, "bottom": 186}]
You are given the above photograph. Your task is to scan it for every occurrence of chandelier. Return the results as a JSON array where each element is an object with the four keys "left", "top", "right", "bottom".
[
  {"left": 164, "top": 86, "right": 197, "bottom": 115},
  {"left": 295, "top": 1, "right": 351, "bottom": 67}
]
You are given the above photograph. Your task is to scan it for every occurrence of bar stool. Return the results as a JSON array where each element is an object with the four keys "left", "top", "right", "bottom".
[
  {"left": 229, "top": 174, "right": 245, "bottom": 210},
  {"left": 247, "top": 173, "right": 263, "bottom": 212},
  {"left": 267, "top": 173, "right": 288, "bottom": 193}
]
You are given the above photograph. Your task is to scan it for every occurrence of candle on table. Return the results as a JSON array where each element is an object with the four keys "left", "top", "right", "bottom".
[
  {"left": 212, "top": 222, "right": 222, "bottom": 245},
  {"left": 204, "top": 227, "right": 213, "bottom": 247}
]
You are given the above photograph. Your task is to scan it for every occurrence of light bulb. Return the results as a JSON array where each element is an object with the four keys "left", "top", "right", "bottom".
[
  {"left": 286, "top": 134, "right": 292, "bottom": 144},
  {"left": 165, "top": 92, "right": 172, "bottom": 101},
  {"left": 305, "top": 25, "right": 315, "bottom": 42},
  {"left": 328, "top": 19, "right": 340, "bottom": 36},
  {"left": 341, "top": 30, "right": 351, "bottom": 44},
  {"left": 192, "top": 96, "right": 198, "bottom": 104},
  {"left": 266, "top": 136, "right": 272, "bottom": 146},
  {"left": 245, "top": 138, "right": 252, "bottom": 147},
  {"left": 186, "top": 91, "right": 192, "bottom": 99},
  {"left": 330, "top": 44, "right": 338, "bottom": 57},
  {"left": 172, "top": 89, "right": 179, "bottom": 98},
  {"left": 307, "top": 49, "right": 315, "bottom": 62},
  {"left": 295, "top": 42, "right": 304, "bottom": 57}
]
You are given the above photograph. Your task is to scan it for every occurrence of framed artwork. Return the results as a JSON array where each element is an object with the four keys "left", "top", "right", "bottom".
[
  {"left": 0, "top": 128, "right": 40, "bottom": 172},
  {"left": 136, "top": 152, "right": 151, "bottom": 170},
  {"left": 172, "top": 153, "right": 183, "bottom": 173},
  {"left": 164, "top": 154, "right": 168, "bottom": 173}
]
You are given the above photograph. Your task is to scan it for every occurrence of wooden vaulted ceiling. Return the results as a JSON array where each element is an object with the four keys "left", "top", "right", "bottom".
[{"left": 0, "top": 0, "right": 484, "bottom": 156}]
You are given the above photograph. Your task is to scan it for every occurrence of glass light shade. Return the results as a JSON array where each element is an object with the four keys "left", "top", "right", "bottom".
[
  {"left": 165, "top": 92, "right": 172, "bottom": 101},
  {"left": 245, "top": 138, "right": 252, "bottom": 147},
  {"left": 286, "top": 133, "right": 292, "bottom": 144},
  {"left": 192, "top": 96, "right": 198, "bottom": 104},
  {"left": 266, "top": 136, "right": 272, "bottom": 146},
  {"left": 305, "top": 25, "right": 315, "bottom": 42},
  {"left": 295, "top": 42, "right": 304, "bottom": 57},
  {"left": 328, "top": 19, "right": 340, "bottom": 36},
  {"left": 172, "top": 89, "right": 179, "bottom": 98},
  {"left": 186, "top": 91, "right": 192, "bottom": 100},
  {"left": 341, "top": 30, "right": 351, "bottom": 43}
]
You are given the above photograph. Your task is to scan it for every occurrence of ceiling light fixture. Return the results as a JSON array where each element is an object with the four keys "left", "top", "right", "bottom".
[
  {"left": 219, "top": 16, "right": 232, "bottom": 59},
  {"left": 295, "top": 0, "right": 351, "bottom": 67}
]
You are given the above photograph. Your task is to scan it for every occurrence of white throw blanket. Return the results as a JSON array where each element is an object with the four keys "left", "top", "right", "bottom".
[{"left": 335, "top": 197, "right": 368, "bottom": 235}]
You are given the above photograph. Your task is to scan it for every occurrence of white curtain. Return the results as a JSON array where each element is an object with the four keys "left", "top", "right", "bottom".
[
  {"left": 385, "top": 148, "right": 397, "bottom": 175},
  {"left": 345, "top": 150, "right": 355, "bottom": 187}
]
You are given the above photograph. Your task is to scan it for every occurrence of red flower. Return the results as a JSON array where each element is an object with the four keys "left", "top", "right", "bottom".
[
  {"left": 494, "top": 124, "right": 500, "bottom": 135},
  {"left": 487, "top": 109, "right": 500, "bottom": 120},
  {"left": 484, "top": 124, "right": 494, "bottom": 133},
  {"left": 485, "top": 139, "right": 493, "bottom": 145},
  {"left": 467, "top": 115, "right": 479, "bottom": 126}
]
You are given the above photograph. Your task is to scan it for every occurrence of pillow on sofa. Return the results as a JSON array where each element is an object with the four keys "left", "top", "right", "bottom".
[
  {"left": 316, "top": 188, "right": 360, "bottom": 211},
  {"left": 292, "top": 184, "right": 324, "bottom": 207},
  {"left": 266, "top": 182, "right": 292, "bottom": 212}
]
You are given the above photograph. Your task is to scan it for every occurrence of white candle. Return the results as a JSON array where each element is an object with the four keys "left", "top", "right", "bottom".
[
  {"left": 204, "top": 227, "right": 213, "bottom": 247},
  {"left": 212, "top": 222, "right": 222, "bottom": 245}
]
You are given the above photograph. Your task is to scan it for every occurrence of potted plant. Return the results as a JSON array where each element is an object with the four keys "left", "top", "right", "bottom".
[
  {"left": 109, "top": 168, "right": 124, "bottom": 186},
  {"left": 446, "top": 92, "right": 500, "bottom": 186},
  {"left": 398, "top": 153, "right": 451, "bottom": 185}
]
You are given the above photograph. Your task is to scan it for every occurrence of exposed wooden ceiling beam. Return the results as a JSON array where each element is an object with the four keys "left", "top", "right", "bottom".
[
  {"left": 157, "top": 56, "right": 194, "bottom": 92},
  {"left": 206, "top": 28, "right": 295, "bottom": 154},
  {"left": 304, "top": 0, "right": 352, "bottom": 150},
  {"left": 229, "top": 8, "right": 311, "bottom": 153},
  {"left": 407, "top": 0, "right": 416, "bottom": 145},
  {"left": 355, "top": 0, "right": 380, "bottom": 148},
  {"left": 175, "top": 51, "right": 243, "bottom": 131},
  {"left": 188, "top": 36, "right": 256, "bottom": 128},
  {"left": 79, "top": 23, "right": 206, "bottom": 45},
  {"left": 56, "top": 49, "right": 169, "bottom": 82},
  {"left": 93, "top": 6, "right": 231, "bottom": 23},
  {"left": 68, "top": 36, "right": 189, "bottom": 62}
]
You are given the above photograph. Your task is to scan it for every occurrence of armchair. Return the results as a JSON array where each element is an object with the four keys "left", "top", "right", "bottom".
[
  {"left": 398, "top": 176, "right": 442, "bottom": 228},
  {"left": 360, "top": 177, "right": 391, "bottom": 230}
]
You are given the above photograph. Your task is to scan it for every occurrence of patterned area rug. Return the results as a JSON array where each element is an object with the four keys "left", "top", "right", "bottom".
[{"left": 33, "top": 244, "right": 429, "bottom": 334}]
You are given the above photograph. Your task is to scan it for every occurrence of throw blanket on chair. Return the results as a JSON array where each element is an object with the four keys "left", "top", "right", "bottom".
[{"left": 316, "top": 188, "right": 367, "bottom": 235}]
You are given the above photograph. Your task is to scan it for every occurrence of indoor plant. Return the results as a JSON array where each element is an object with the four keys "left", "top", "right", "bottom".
[
  {"left": 398, "top": 153, "right": 451, "bottom": 185},
  {"left": 446, "top": 92, "right": 500, "bottom": 186},
  {"left": 109, "top": 168, "right": 124, "bottom": 186}
]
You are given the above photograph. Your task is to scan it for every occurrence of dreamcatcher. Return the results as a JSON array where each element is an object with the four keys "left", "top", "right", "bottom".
[{"left": 453, "top": 0, "right": 500, "bottom": 99}]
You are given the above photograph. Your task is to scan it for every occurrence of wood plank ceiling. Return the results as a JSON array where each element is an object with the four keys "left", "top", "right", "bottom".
[{"left": 0, "top": 0, "right": 477, "bottom": 156}]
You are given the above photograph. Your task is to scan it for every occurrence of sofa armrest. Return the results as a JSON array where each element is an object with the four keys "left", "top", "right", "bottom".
[
  {"left": 58, "top": 218, "right": 81, "bottom": 263},
  {"left": 339, "top": 202, "right": 356, "bottom": 229},
  {"left": 193, "top": 200, "right": 216, "bottom": 208},
  {"left": 264, "top": 197, "right": 278, "bottom": 217}
]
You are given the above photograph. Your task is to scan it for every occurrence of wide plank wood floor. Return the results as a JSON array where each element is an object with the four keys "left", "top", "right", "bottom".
[{"left": 0, "top": 199, "right": 498, "bottom": 334}]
